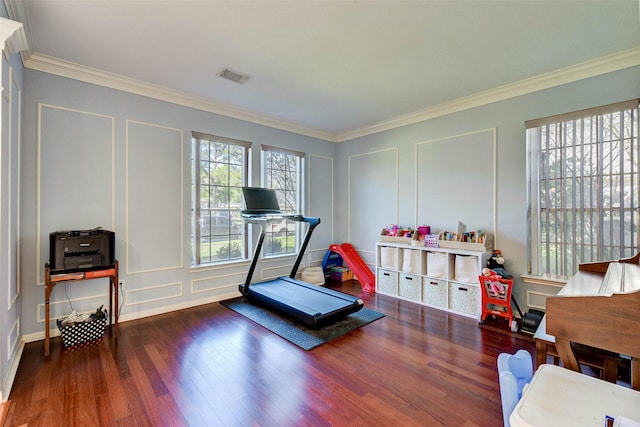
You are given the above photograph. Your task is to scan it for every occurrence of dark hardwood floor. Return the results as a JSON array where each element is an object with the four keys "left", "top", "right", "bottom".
[{"left": 6, "top": 281, "right": 536, "bottom": 427}]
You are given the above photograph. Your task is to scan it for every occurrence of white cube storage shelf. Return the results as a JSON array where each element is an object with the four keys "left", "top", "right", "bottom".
[{"left": 375, "top": 242, "right": 491, "bottom": 319}]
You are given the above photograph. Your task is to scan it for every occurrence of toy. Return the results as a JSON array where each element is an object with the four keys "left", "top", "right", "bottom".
[
  {"left": 486, "top": 249, "right": 510, "bottom": 279},
  {"left": 488, "top": 280, "right": 507, "bottom": 297},
  {"left": 481, "top": 249, "right": 533, "bottom": 334},
  {"left": 385, "top": 224, "right": 399, "bottom": 237},
  {"left": 384, "top": 224, "right": 415, "bottom": 239},
  {"left": 479, "top": 273, "right": 516, "bottom": 331},
  {"left": 481, "top": 266, "right": 507, "bottom": 297}
]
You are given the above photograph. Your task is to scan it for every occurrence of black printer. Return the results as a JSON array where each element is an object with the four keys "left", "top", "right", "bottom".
[{"left": 49, "top": 228, "right": 115, "bottom": 271}]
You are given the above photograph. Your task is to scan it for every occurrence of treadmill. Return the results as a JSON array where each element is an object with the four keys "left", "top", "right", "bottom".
[{"left": 239, "top": 187, "right": 364, "bottom": 327}]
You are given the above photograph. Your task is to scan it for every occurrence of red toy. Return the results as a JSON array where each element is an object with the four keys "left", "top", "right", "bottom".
[
  {"left": 479, "top": 271, "right": 516, "bottom": 332},
  {"left": 328, "top": 243, "right": 375, "bottom": 292}
]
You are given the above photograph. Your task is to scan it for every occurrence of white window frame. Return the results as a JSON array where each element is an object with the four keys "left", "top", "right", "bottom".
[
  {"left": 526, "top": 100, "right": 639, "bottom": 279},
  {"left": 192, "top": 131, "right": 251, "bottom": 266},
  {"left": 261, "top": 145, "right": 305, "bottom": 258}
]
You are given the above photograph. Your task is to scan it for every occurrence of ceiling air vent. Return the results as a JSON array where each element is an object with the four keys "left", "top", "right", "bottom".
[{"left": 216, "top": 68, "right": 251, "bottom": 84}]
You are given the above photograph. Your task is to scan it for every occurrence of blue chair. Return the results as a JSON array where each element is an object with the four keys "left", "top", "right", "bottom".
[{"left": 497, "top": 349, "right": 533, "bottom": 427}]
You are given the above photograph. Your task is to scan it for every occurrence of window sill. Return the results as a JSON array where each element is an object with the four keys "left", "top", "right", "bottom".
[
  {"left": 190, "top": 258, "right": 251, "bottom": 272},
  {"left": 521, "top": 274, "right": 568, "bottom": 288},
  {"left": 261, "top": 253, "right": 298, "bottom": 261}
]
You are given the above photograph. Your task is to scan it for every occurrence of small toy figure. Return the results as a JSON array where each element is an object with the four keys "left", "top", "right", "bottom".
[
  {"left": 490, "top": 282, "right": 506, "bottom": 296},
  {"left": 486, "top": 249, "right": 510, "bottom": 279},
  {"left": 481, "top": 268, "right": 506, "bottom": 295}
]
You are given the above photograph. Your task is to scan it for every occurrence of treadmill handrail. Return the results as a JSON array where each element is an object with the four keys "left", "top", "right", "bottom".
[
  {"left": 289, "top": 217, "right": 320, "bottom": 279},
  {"left": 241, "top": 214, "right": 320, "bottom": 294}
]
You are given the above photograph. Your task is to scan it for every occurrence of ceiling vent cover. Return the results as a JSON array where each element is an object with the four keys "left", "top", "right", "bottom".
[{"left": 217, "top": 68, "right": 251, "bottom": 84}]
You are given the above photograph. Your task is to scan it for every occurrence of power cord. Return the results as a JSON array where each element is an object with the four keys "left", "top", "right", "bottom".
[
  {"left": 119, "top": 281, "right": 124, "bottom": 319},
  {"left": 64, "top": 282, "right": 75, "bottom": 312},
  {"left": 119, "top": 288, "right": 123, "bottom": 318},
  {"left": 62, "top": 275, "right": 124, "bottom": 322}
]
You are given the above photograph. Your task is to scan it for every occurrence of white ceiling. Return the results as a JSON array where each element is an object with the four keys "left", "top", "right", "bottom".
[{"left": 6, "top": 0, "right": 640, "bottom": 142}]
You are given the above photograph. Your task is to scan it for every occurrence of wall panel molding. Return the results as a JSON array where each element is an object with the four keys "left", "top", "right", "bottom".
[
  {"left": 308, "top": 154, "right": 334, "bottom": 255},
  {"left": 8, "top": 66, "right": 21, "bottom": 309},
  {"left": 125, "top": 281, "right": 183, "bottom": 306},
  {"left": 191, "top": 273, "right": 246, "bottom": 294},
  {"left": 36, "top": 291, "right": 109, "bottom": 324},
  {"left": 415, "top": 128, "right": 496, "bottom": 241},
  {"left": 125, "top": 120, "right": 183, "bottom": 274},
  {"left": 6, "top": 319, "right": 18, "bottom": 362},
  {"left": 348, "top": 148, "right": 398, "bottom": 249},
  {"left": 36, "top": 103, "right": 115, "bottom": 284}
]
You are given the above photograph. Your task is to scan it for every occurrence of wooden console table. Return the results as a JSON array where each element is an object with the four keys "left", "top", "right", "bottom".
[{"left": 44, "top": 260, "right": 119, "bottom": 356}]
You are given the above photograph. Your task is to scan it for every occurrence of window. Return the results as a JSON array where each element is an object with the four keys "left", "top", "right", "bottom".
[
  {"left": 261, "top": 145, "right": 304, "bottom": 257},
  {"left": 526, "top": 100, "right": 639, "bottom": 279},
  {"left": 192, "top": 132, "right": 251, "bottom": 265}
]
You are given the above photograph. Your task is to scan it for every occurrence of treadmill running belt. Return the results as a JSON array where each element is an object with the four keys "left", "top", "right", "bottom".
[{"left": 241, "top": 277, "right": 364, "bottom": 327}]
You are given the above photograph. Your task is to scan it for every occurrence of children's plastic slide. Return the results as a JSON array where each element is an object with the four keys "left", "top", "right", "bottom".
[{"left": 327, "top": 243, "right": 376, "bottom": 292}]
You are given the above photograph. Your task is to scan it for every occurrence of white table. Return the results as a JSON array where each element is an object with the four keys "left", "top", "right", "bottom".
[{"left": 510, "top": 364, "right": 640, "bottom": 427}]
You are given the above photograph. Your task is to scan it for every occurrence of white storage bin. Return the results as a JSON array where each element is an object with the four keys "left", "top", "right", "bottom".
[
  {"left": 454, "top": 254, "right": 478, "bottom": 283},
  {"left": 426, "top": 252, "right": 447, "bottom": 278},
  {"left": 402, "top": 249, "right": 422, "bottom": 274},
  {"left": 399, "top": 273, "right": 421, "bottom": 301},
  {"left": 449, "top": 283, "right": 479, "bottom": 317},
  {"left": 377, "top": 269, "right": 398, "bottom": 295},
  {"left": 422, "top": 277, "right": 447, "bottom": 308},
  {"left": 380, "top": 247, "right": 398, "bottom": 270}
]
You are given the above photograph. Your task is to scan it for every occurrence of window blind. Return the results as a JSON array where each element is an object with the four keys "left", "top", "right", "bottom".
[{"left": 527, "top": 99, "right": 640, "bottom": 278}]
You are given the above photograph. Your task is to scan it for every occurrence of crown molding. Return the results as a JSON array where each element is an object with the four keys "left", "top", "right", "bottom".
[
  {"left": 337, "top": 46, "right": 640, "bottom": 142},
  {"left": 22, "top": 45, "right": 640, "bottom": 144},
  {"left": 4, "top": 1, "right": 32, "bottom": 61},
  {"left": 0, "top": 17, "right": 28, "bottom": 54},
  {"left": 23, "top": 53, "right": 338, "bottom": 142}
]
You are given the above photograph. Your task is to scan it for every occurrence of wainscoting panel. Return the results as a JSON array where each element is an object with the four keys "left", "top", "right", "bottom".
[
  {"left": 37, "top": 104, "right": 115, "bottom": 284},
  {"left": 308, "top": 154, "right": 333, "bottom": 261},
  {"left": 348, "top": 148, "right": 398, "bottom": 251},
  {"left": 125, "top": 281, "right": 183, "bottom": 306},
  {"left": 7, "top": 318, "right": 19, "bottom": 361},
  {"left": 191, "top": 273, "right": 246, "bottom": 295},
  {"left": 125, "top": 120, "right": 183, "bottom": 274},
  {"left": 8, "top": 70, "right": 20, "bottom": 310},
  {"left": 37, "top": 290, "right": 110, "bottom": 324},
  {"left": 416, "top": 128, "right": 496, "bottom": 235}
]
